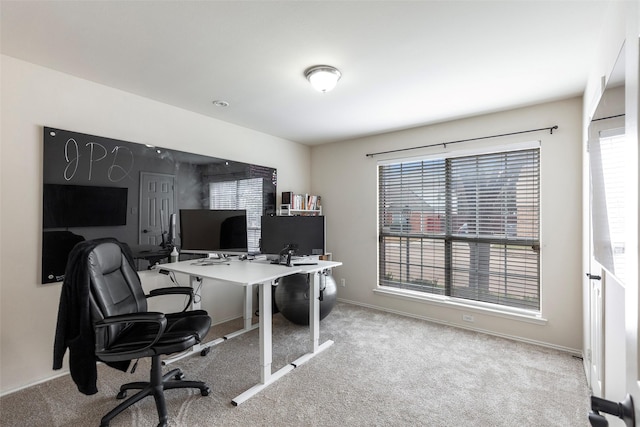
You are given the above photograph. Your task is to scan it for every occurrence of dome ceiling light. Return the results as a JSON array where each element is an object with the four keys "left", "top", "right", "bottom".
[{"left": 305, "top": 65, "right": 341, "bottom": 93}]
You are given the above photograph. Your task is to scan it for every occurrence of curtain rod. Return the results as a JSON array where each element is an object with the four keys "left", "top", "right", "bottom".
[
  {"left": 592, "top": 113, "right": 625, "bottom": 122},
  {"left": 365, "top": 125, "right": 558, "bottom": 158}
]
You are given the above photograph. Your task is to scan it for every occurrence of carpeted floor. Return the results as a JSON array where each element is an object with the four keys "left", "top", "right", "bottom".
[{"left": 0, "top": 302, "right": 591, "bottom": 426}]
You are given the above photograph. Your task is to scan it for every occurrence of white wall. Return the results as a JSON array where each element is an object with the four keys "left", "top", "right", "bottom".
[
  {"left": 0, "top": 55, "right": 311, "bottom": 395},
  {"left": 312, "top": 97, "right": 584, "bottom": 352}
]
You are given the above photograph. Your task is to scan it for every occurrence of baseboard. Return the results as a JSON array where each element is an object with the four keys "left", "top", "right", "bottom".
[
  {"left": 336, "top": 298, "right": 582, "bottom": 356},
  {"left": 0, "top": 370, "right": 70, "bottom": 398}
]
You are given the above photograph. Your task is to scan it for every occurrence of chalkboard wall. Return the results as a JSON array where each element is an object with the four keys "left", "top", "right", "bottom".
[{"left": 42, "top": 127, "right": 276, "bottom": 283}]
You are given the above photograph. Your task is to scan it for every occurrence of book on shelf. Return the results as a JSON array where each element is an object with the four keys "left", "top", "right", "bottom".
[
  {"left": 281, "top": 192, "right": 321, "bottom": 211},
  {"left": 282, "top": 191, "right": 293, "bottom": 205},
  {"left": 306, "top": 195, "right": 321, "bottom": 210}
]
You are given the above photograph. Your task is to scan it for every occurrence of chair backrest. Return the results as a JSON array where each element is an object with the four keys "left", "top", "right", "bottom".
[{"left": 87, "top": 242, "right": 148, "bottom": 345}]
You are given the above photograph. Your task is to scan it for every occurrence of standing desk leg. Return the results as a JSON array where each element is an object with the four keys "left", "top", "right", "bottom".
[
  {"left": 244, "top": 285, "right": 253, "bottom": 329},
  {"left": 232, "top": 281, "right": 293, "bottom": 406},
  {"left": 259, "top": 282, "right": 272, "bottom": 384},
  {"left": 310, "top": 272, "right": 320, "bottom": 352},
  {"left": 291, "top": 271, "right": 334, "bottom": 368}
]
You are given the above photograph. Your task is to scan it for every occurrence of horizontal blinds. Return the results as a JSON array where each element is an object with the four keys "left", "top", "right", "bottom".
[
  {"left": 210, "top": 181, "right": 237, "bottom": 211},
  {"left": 379, "top": 159, "right": 446, "bottom": 236},
  {"left": 209, "top": 178, "right": 265, "bottom": 252},
  {"left": 450, "top": 241, "right": 539, "bottom": 310},
  {"left": 237, "top": 178, "right": 264, "bottom": 253},
  {"left": 448, "top": 150, "right": 539, "bottom": 240},
  {"left": 379, "top": 236, "right": 446, "bottom": 294},
  {"left": 378, "top": 148, "right": 540, "bottom": 311}
]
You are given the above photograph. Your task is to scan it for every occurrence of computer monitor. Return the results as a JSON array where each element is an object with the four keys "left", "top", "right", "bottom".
[
  {"left": 260, "top": 215, "right": 325, "bottom": 256},
  {"left": 43, "top": 183, "right": 128, "bottom": 228},
  {"left": 179, "top": 209, "right": 248, "bottom": 255}
]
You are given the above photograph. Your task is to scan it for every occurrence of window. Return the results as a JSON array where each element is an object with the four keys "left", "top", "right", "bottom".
[
  {"left": 590, "top": 127, "right": 627, "bottom": 282},
  {"left": 209, "top": 178, "right": 265, "bottom": 253},
  {"left": 378, "top": 147, "right": 540, "bottom": 312}
]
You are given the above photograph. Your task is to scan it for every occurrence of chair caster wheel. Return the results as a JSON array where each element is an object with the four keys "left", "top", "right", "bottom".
[
  {"left": 201, "top": 387, "right": 211, "bottom": 396},
  {"left": 200, "top": 347, "right": 211, "bottom": 356},
  {"left": 174, "top": 372, "right": 185, "bottom": 380},
  {"left": 116, "top": 390, "right": 127, "bottom": 399}
]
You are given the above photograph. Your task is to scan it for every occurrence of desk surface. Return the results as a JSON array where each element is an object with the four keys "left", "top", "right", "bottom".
[{"left": 159, "top": 258, "right": 341, "bottom": 286}]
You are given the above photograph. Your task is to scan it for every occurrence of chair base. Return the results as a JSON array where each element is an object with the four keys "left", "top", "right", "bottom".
[{"left": 100, "top": 356, "right": 210, "bottom": 427}]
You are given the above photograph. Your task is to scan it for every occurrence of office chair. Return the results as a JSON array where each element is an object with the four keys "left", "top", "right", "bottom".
[{"left": 54, "top": 239, "right": 212, "bottom": 427}]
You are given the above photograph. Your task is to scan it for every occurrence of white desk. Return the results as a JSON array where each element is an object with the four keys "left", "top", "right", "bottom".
[{"left": 158, "top": 258, "right": 342, "bottom": 405}]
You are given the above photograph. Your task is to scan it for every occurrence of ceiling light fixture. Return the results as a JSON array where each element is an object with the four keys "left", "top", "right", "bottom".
[
  {"left": 305, "top": 65, "right": 341, "bottom": 93},
  {"left": 212, "top": 100, "right": 229, "bottom": 107}
]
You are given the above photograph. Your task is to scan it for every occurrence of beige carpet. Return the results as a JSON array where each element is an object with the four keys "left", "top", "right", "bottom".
[{"left": 0, "top": 302, "right": 590, "bottom": 426}]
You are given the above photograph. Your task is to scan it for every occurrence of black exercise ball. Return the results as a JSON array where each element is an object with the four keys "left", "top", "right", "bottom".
[{"left": 275, "top": 273, "right": 337, "bottom": 325}]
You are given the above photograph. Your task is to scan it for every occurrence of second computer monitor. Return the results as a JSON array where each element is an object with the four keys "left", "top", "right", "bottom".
[
  {"left": 179, "top": 209, "right": 248, "bottom": 255},
  {"left": 260, "top": 215, "right": 325, "bottom": 256}
]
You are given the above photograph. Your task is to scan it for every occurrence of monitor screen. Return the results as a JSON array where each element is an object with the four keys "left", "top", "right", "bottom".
[
  {"left": 43, "top": 183, "right": 128, "bottom": 228},
  {"left": 260, "top": 215, "right": 325, "bottom": 256},
  {"left": 179, "top": 209, "right": 248, "bottom": 254}
]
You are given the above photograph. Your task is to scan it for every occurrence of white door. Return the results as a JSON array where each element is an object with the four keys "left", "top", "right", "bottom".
[
  {"left": 587, "top": 26, "right": 640, "bottom": 427},
  {"left": 587, "top": 119, "right": 629, "bottom": 426},
  {"left": 622, "top": 34, "right": 640, "bottom": 426},
  {"left": 139, "top": 172, "right": 176, "bottom": 245},
  {"left": 587, "top": 267, "right": 604, "bottom": 397}
]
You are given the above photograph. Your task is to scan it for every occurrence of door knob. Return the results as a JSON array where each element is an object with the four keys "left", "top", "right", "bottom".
[
  {"left": 589, "top": 394, "right": 635, "bottom": 427},
  {"left": 586, "top": 273, "right": 602, "bottom": 280},
  {"left": 143, "top": 229, "right": 149, "bottom": 233}
]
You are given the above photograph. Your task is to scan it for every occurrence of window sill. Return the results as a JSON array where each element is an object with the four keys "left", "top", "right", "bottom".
[{"left": 373, "top": 286, "right": 547, "bottom": 325}]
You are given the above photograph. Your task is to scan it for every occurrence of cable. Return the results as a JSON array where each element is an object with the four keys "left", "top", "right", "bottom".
[{"left": 193, "top": 278, "right": 203, "bottom": 304}]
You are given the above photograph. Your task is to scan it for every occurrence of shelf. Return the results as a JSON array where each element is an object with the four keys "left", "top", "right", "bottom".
[
  {"left": 279, "top": 204, "right": 322, "bottom": 216},
  {"left": 281, "top": 192, "right": 321, "bottom": 212}
]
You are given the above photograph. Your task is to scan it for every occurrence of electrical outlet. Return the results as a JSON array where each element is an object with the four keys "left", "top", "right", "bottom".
[
  {"left": 340, "top": 278, "right": 346, "bottom": 287},
  {"left": 462, "top": 314, "right": 474, "bottom": 322}
]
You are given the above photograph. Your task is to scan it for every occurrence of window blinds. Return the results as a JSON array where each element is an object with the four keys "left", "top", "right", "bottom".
[
  {"left": 209, "top": 177, "right": 265, "bottom": 252},
  {"left": 378, "top": 148, "right": 540, "bottom": 311}
]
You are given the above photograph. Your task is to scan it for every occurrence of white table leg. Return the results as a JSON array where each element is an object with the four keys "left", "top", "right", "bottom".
[
  {"left": 309, "top": 272, "right": 320, "bottom": 352},
  {"left": 259, "top": 281, "right": 272, "bottom": 384},
  {"left": 291, "top": 270, "right": 334, "bottom": 367},
  {"left": 232, "top": 280, "right": 294, "bottom": 406},
  {"left": 244, "top": 284, "right": 253, "bottom": 329}
]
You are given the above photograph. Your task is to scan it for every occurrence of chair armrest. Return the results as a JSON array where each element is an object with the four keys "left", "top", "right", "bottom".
[
  {"left": 95, "top": 312, "right": 166, "bottom": 326},
  {"left": 146, "top": 287, "right": 194, "bottom": 312},
  {"left": 94, "top": 312, "right": 167, "bottom": 359}
]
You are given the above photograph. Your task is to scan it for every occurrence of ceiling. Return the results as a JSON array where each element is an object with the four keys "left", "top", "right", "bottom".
[{"left": 1, "top": 1, "right": 609, "bottom": 145}]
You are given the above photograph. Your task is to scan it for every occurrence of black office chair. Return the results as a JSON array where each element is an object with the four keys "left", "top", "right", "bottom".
[{"left": 53, "top": 238, "right": 212, "bottom": 427}]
